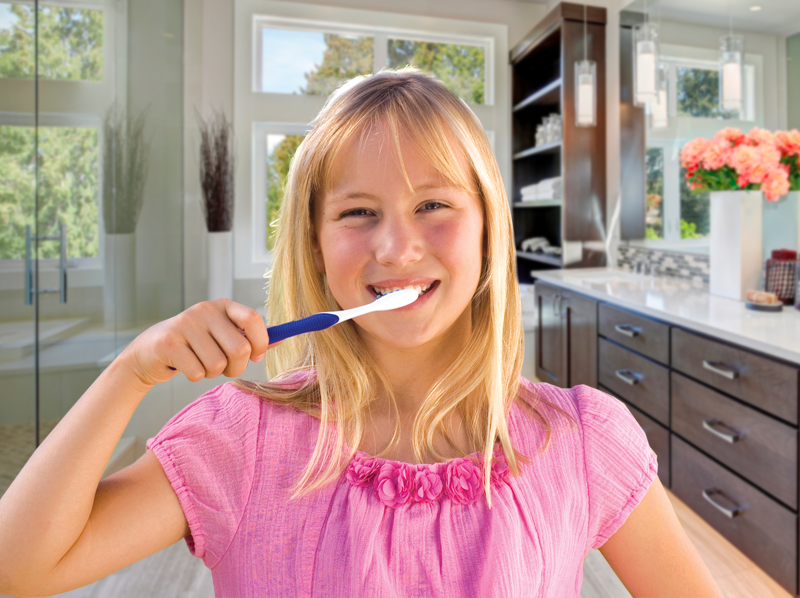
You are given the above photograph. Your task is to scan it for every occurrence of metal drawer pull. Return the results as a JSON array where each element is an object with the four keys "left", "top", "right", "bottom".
[
  {"left": 702, "top": 419, "right": 743, "bottom": 443},
  {"left": 615, "top": 369, "right": 639, "bottom": 385},
  {"left": 702, "top": 488, "right": 743, "bottom": 519},
  {"left": 614, "top": 324, "right": 639, "bottom": 338},
  {"left": 702, "top": 360, "right": 739, "bottom": 380}
]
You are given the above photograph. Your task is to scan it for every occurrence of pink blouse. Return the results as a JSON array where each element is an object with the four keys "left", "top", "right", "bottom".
[{"left": 147, "top": 372, "right": 657, "bottom": 597}]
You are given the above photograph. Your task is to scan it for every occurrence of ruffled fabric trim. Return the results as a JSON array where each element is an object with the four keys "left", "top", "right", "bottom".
[{"left": 345, "top": 443, "right": 512, "bottom": 508}]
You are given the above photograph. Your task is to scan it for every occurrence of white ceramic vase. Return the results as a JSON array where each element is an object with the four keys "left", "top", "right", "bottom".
[
  {"left": 709, "top": 190, "right": 763, "bottom": 302},
  {"left": 104, "top": 232, "right": 137, "bottom": 330},
  {"left": 208, "top": 230, "right": 233, "bottom": 301}
]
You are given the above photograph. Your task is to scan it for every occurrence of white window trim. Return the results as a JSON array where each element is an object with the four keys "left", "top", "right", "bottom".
[{"left": 234, "top": 0, "right": 509, "bottom": 280}]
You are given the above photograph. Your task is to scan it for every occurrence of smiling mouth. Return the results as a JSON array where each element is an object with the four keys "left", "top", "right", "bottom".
[{"left": 369, "top": 281, "right": 438, "bottom": 298}]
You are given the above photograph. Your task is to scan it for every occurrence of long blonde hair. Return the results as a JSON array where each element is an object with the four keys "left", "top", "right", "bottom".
[{"left": 235, "top": 67, "right": 575, "bottom": 507}]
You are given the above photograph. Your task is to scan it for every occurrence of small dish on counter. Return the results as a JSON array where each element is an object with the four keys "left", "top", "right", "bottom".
[{"left": 745, "top": 301, "right": 783, "bottom": 312}]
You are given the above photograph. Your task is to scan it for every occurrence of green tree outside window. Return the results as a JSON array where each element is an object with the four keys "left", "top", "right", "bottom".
[
  {"left": 0, "top": 126, "right": 99, "bottom": 260},
  {"left": 0, "top": 2, "right": 103, "bottom": 81},
  {"left": 266, "top": 134, "right": 304, "bottom": 252}
]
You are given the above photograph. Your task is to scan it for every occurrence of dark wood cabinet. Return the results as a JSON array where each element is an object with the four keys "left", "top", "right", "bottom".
[
  {"left": 534, "top": 281, "right": 597, "bottom": 388},
  {"left": 536, "top": 278, "right": 800, "bottom": 595},
  {"left": 510, "top": 2, "right": 607, "bottom": 279}
]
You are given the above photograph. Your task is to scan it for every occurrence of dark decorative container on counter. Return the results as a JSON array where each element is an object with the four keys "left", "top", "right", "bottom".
[{"left": 765, "top": 249, "right": 797, "bottom": 305}]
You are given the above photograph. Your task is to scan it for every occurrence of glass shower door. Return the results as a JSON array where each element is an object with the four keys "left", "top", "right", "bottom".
[{"left": 0, "top": 0, "right": 184, "bottom": 497}]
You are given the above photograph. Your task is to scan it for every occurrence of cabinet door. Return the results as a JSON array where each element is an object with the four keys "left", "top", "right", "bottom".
[
  {"left": 563, "top": 292, "right": 598, "bottom": 388},
  {"left": 535, "top": 282, "right": 566, "bottom": 386}
]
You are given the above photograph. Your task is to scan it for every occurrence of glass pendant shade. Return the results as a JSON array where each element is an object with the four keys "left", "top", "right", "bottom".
[
  {"left": 633, "top": 23, "right": 659, "bottom": 107},
  {"left": 719, "top": 35, "right": 744, "bottom": 113},
  {"left": 651, "top": 63, "right": 669, "bottom": 129},
  {"left": 575, "top": 60, "right": 596, "bottom": 127}
]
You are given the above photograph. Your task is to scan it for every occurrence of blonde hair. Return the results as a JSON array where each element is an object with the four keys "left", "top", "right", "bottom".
[{"left": 235, "top": 67, "right": 575, "bottom": 507}]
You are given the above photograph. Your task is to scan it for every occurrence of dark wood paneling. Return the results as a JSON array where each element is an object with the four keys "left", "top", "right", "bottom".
[
  {"left": 564, "top": 292, "right": 598, "bottom": 388},
  {"left": 671, "top": 436, "right": 797, "bottom": 596},
  {"left": 671, "top": 328, "right": 799, "bottom": 424},
  {"left": 536, "top": 282, "right": 566, "bottom": 386},
  {"left": 602, "top": 385, "right": 670, "bottom": 488},
  {"left": 619, "top": 24, "right": 646, "bottom": 241},
  {"left": 598, "top": 303, "right": 669, "bottom": 365},
  {"left": 671, "top": 372, "right": 797, "bottom": 509},
  {"left": 561, "top": 19, "right": 606, "bottom": 243},
  {"left": 598, "top": 338, "right": 669, "bottom": 425}
]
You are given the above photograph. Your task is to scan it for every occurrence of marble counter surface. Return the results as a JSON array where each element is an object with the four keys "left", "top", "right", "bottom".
[{"left": 531, "top": 267, "right": 800, "bottom": 366}]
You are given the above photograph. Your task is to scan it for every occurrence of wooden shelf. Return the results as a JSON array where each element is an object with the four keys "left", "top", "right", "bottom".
[
  {"left": 513, "top": 79, "right": 561, "bottom": 112},
  {"left": 516, "top": 251, "right": 563, "bottom": 267},
  {"left": 513, "top": 200, "right": 562, "bottom": 208},
  {"left": 513, "top": 141, "right": 561, "bottom": 160}
]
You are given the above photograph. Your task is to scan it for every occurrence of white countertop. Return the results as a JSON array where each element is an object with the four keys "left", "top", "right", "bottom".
[{"left": 531, "top": 268, "right": 800, "bottom": 366}]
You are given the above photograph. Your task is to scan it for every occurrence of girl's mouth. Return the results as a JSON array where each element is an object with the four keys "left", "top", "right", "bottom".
[{"left": 367, "top": 280, "right": 440, "bottom": 303}]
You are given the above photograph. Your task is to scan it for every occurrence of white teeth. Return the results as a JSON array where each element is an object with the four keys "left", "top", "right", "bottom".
[{"left": 372, "top": 283, "right": 434, "bottom": 296}]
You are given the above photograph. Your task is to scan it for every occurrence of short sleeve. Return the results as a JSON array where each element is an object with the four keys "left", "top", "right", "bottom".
[
  {"left": 146, "top": 382, "right": 261, "bottom": 568},
  {"left": 574, "top": 385, "right": 658, "bottom": 551}
]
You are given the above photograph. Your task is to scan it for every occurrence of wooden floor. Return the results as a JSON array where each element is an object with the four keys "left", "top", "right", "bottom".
[{"left": 0, "top": 487, "right": 781, "bottom": 598}]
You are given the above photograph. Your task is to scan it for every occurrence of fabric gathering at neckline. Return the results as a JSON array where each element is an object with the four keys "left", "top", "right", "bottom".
[{"left": 344, "top": 442, "right": 513, "bottom": 508}]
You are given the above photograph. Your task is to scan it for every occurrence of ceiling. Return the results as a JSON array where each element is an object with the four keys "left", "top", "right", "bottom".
[{"left": 622, "top": 0, "right": 800, "bottom": 36}]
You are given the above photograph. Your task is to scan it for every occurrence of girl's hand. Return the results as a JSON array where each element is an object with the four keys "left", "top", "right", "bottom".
[{"left": 120, "top": 299, "right": 282, "bottom": 387}]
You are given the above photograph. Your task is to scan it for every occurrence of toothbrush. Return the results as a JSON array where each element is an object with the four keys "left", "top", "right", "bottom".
[{"left": 266, "top": 288, "right": 420, "bottom": 344}]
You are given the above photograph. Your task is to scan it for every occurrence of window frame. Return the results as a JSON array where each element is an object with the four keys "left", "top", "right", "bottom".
[
  {"left": 0, "top": 0, "right": 119, "bottom": 279},
  {"left": 235, "top": 0, "right": 509, "bottom": 280},
  {"left": 642, "top": 43, "right": 763, "bottom": 250}
]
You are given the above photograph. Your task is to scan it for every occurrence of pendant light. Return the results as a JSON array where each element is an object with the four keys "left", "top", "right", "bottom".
[
  {"left": 575, "top": 4, "right": 596, "bottom": 127},
  {"left": 719, "top": 8, "right": 744, "bottom": 114},
  {"left": 633, "top": 0, "right": 659, "bottom": 107},
  {"left": 650, "top": 4, "right": 669, "bottom": 130},
  {"left": 650, "top": 62, "right": 669, "bottom": 129}
]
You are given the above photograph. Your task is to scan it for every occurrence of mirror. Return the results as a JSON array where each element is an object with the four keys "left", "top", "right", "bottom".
[{"left": 619, "top": 0, "right": 800, "bottom": 257}]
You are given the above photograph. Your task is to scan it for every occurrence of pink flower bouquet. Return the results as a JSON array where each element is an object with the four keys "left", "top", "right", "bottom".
[{"left": 680, "top": 127, "right": 800, "bottom": 201}]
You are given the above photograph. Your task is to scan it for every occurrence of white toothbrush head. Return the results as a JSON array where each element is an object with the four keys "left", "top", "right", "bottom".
[{"left": 370, "top": 288, "right": 420, "bottom": 311}]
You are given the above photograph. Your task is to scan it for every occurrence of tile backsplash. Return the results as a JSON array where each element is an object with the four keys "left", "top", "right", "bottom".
[{"left": 618, "top": 246, "right": 710, "bottom": 284}]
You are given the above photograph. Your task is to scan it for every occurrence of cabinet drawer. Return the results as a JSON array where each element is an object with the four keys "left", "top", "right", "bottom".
[
  {"left": 671, "top": 328, "right": 799, "bottom": 424},
  {"left": 601, "top": 386, "right": 670, "bottom": 488},
  {"left": 598, "top": 338, "right": 669, "bottom": 425},
  {"left": 672, "top": 372, "right": 797, "bottom": 509},
  {"left": 671, "top": 436, "right": 797, "bottom": 596},
  {"left": 598, "top": 303, "right": 669, "bottom": 365}
]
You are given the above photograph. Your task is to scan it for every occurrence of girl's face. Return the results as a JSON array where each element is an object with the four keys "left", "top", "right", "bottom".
[{"left": 312, "top": 121, "right": 485, "bottom": 349}]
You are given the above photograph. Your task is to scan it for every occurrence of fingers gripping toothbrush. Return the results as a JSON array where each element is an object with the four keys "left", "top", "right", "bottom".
[{"left": 266, "top": 288, "right": 420, "bottom": 344}]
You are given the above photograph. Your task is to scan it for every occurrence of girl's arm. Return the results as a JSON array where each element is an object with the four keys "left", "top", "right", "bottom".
[
  {"left": 0, "top": 300, "right": 276, "bottom": 597},
  {"left": 598, "top": 475, "right": 725, "bottom": 598}
]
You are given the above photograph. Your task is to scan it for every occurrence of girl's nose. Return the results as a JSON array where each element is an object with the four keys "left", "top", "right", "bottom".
[{"left": 373, "top": 216, "right": 424, "bottom": 268}]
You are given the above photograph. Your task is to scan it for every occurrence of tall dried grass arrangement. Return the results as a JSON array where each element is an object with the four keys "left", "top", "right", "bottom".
[
  {"left": 102, "top": 107, "right": 150, "bottom": 234},
  {"left": 198, "top": 110, "right": 235, "bottom": 232}
]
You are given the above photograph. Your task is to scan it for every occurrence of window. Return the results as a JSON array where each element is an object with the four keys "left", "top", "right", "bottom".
[
  {"left": 236, "top": 2, "right": 509, "bottom": 279},
  {"left": 0, "top": 124, "right": 99, "bottom": 260},
  {"left": 0, "top": 2, "right": 104, "bottom": 81},
  {"left": 0, "top": 0, "right": 113, "bottom": 269},
  {"left": 253, "top": 17, "right": 493, "bottom": 105},
  {"left": 643, "top": 44, "right": 761, "bottom": 247}
]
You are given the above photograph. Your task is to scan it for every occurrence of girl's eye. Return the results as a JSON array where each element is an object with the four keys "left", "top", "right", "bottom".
[
  {"left": 341, "top": 208, "right": 372, "bottom": 218},
  {"left": 340, "top": 202, "right": 446, "bottom": 218}
]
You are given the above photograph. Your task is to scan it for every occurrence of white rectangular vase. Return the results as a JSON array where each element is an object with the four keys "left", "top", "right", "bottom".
[
  {"left": 208, "top": 230, "right": 233, "bottom": 301},
  {"left": 709, "top": 190, "right": 763, "bottom": 302},
  {"left": 104, "top": 233, "right": 137, "bottom": 330}
]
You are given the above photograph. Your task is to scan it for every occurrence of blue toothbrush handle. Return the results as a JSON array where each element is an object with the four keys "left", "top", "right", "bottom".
[{"left": 267, "top": 313, "right": 340, "bottom": 344}]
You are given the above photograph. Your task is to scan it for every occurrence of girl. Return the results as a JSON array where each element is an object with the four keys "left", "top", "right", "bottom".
[{"left": 0, "top": 68, "right": 723, "bottom": 598}]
